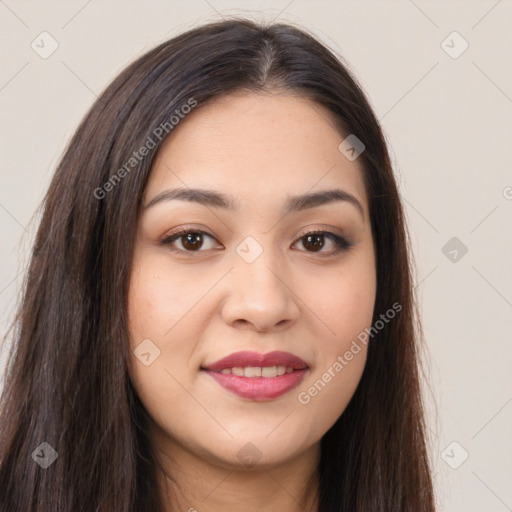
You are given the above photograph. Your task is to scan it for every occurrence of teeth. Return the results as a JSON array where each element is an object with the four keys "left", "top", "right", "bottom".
[
  {"left": 244, "top": 367, "right": 261, "bottom": 378},
  {"left": 218, "top": 366, "right": 296, "bottom": 377},
  {"left": 261, "top": 366, "right": 277, "bottom": 378}
]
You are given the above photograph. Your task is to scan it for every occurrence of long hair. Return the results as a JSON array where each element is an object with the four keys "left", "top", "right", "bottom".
[{"left": 0, "top": 18, "right": 436, "bottom": 512}]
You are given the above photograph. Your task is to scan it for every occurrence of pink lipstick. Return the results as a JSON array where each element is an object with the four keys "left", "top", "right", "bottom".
[{"left": 202, "top": 350, "right": 309, "bottom": 401}]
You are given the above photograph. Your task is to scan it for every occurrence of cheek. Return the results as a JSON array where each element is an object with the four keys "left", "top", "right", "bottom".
[
  {"left": 293, "top": 252, "right": 376, "bottom": 432},
  {"left": 126, "top": 258, "right": 209, "bottom": 445},
  {"left": 126, "top": 255, "right": 202, "bottom": 400},
  {"left": 299, "top": 249, "right": 377, "bottom": 349},
  {"left": 128, "top": 262, "right": 180, "bottom": 337},
  {"left": 127, "top": 253, "right": 212, "bottom": 345}
]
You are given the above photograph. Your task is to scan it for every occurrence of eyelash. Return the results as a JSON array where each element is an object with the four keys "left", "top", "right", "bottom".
[{"left": 160, "top": 228, "right": 353, "bottom": 257}]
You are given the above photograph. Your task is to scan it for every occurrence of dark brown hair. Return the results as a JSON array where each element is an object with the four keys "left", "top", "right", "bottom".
[{"left": 0, "top": 18, "right": 436, "bottom": 511}]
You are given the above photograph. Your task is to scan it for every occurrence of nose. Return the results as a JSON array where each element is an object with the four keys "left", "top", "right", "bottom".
[{"left": 221, "top": 244, "right": 300, "bottom": 333}]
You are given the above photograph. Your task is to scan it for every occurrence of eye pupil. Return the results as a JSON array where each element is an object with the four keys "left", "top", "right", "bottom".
[
  {"left": 303, "top": 234, "right": 324, "bottom": 252},
  {"left": 182, "top": 232, "right": 203, "bottom": 250}
]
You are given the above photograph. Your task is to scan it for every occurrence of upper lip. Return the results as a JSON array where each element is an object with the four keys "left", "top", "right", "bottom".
[{"left": 202, "top": 350, "right": 309, "bottom": 372}]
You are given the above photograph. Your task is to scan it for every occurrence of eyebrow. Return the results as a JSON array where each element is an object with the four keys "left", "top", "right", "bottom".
[{"left": 144, "top": 187, "right": 365, "bottom": 219}]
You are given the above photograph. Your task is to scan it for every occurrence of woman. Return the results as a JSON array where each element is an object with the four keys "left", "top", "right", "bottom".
[{"left": 0, "top": 18, "right": 436, "bottom": 512}]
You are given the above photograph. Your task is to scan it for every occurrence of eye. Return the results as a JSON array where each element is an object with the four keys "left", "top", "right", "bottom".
[
  {"left": 160, "top": 228, "right": 353, "bottom": 257},
  {"left": 160, "top": 229, "right": 221, "bottom": 254},
  {"left": 292, "top": 230, "right": 352, "bottom": 256}
]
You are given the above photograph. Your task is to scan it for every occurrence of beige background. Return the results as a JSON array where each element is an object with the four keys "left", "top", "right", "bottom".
[{"left": 1, "top": 1, "right": 511, "bottom": 510}]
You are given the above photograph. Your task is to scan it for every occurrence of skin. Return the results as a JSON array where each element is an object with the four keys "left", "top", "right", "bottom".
[{"left": 127, "top": 91, "right": 377, "bottom": 512}]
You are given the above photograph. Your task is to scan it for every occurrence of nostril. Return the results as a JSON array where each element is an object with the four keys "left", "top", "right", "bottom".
[{"left": 234, "top": 319, "right": 248, "bottom": 327}]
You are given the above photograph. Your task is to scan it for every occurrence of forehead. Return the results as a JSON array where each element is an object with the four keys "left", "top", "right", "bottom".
[{"left": 146, "top": 92, "right": 368, "bottom": 213}]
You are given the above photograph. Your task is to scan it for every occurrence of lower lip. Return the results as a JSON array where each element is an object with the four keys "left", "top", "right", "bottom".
[{"left": 204, "top": 369, "right": 308, "bottom": 401}]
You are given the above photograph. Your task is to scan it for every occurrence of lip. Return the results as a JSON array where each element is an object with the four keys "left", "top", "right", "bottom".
[
  {"left": 201, "top": 351, "right": 309, "bottom": 401},
  {"left": 202, "top": 350, "right": 309, "bottom": 372}
]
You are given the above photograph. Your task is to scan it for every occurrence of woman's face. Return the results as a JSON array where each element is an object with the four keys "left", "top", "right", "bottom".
[{"left": 128, "top": 92, "right": 376, "bottom": 470}]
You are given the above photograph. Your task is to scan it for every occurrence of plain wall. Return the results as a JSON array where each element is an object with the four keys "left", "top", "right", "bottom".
[{"left": 1, "top": 1, "right": 511, "bottom": 511}]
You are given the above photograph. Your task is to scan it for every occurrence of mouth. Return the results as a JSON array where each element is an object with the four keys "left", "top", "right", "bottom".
[{"left": 201, "top": 350, "right": 309, "bottom": 401}]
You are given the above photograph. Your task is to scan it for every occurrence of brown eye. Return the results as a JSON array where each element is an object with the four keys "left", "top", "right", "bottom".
[
  {"left": 302, "top": 233, "right": 325, "bottom": 252},
  {"left": 181, "top": 232, "right": 204, "bottom": 251},
  {"left": 293, "top": 231, "right": 352, "bottom": 256},
  {"left": 161, "top": 229, "right": 221, "bottom": 253}
]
